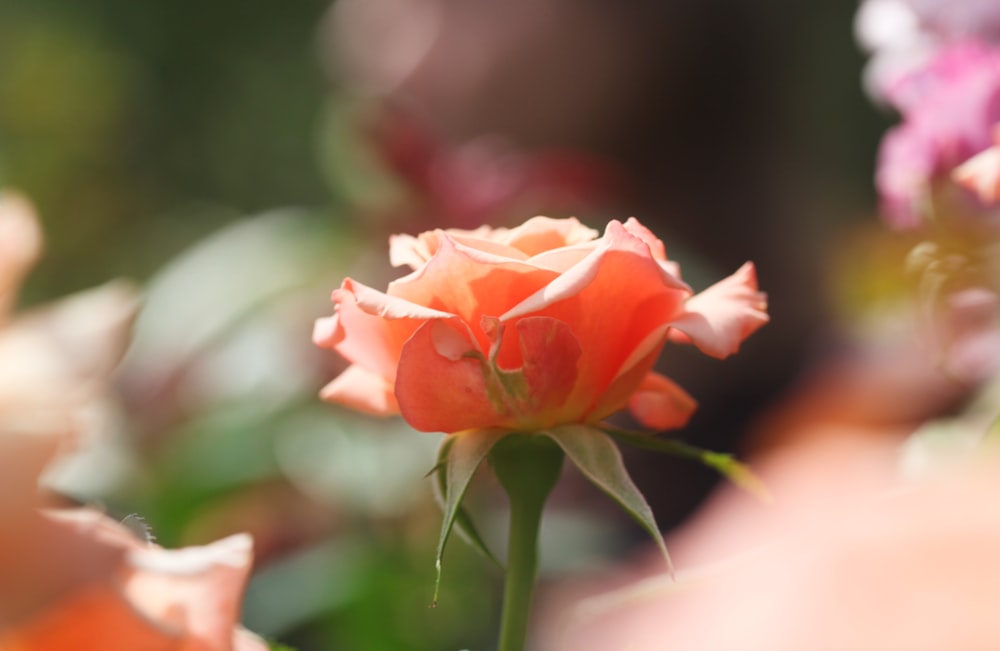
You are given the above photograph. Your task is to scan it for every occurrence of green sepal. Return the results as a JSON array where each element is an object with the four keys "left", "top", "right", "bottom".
[
  {"left": 432, "top": 429, "right": 507, "bottom": 606},
  {"left": 541, "top": 425, "right": 673, "bottom": 576},
  {"left": 431, "top": 436, "right": 502, "bottom": 567},
  {"left": 606, "top": 427, "right": 771, "bottom": 502}
]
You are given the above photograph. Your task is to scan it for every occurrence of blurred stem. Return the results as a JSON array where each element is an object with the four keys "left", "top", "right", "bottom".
[{"left": 489, "top": 434, "right": 564, "bottom": 651}]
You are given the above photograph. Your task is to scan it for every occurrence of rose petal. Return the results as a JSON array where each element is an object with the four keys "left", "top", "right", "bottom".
[
  {"left": 668, "top": 262, "right": 769, "bottom": 359},
  {"left": 526, "top": 241, "right": 600, "bottom": 273},
  {"left": 389, "top": 234, "right": 559, "bottom": 352},
  {"left": 1, "top": 511, "right": 258, "bottom": 651},
  {"left": 511, "top": 316, "right": 582, "bottom": 425},
  {"left": 502, "top": 220, "right": 691, "bottom": 415},
  {"left": 627, "top": 371, "right": 698, "bottom": 431},
  {"left": 319, "top": 364, "right": 399, "bottom": 415},
  {"left": 621, "top": 217, "right": 667, "bottom": 262},
  {"left": 125, "top": 533, "right": 254, "bottom": 648},
  {"left": 390, "top": 229, "right": 532, "bottom": 270},
  {"left": 498, "top": 215, "right": 599, "bottom": 256},
  {"left": 588, "top": 343, "right": 664, "bottom": 424},
  {"left": 396, "top": 320, "right": 500, "bottom": 432},
  {"left": 320, "top": 278, "right": 454, "bottom": 380}
]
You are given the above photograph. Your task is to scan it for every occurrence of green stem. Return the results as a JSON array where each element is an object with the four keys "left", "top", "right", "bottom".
[{"left": 489, "top": 434, "right": 564, "bottom": 651}]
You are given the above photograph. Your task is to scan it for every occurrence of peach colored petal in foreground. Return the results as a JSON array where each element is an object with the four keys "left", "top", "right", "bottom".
[{"left": 1, "top": 510, "right": 266, "bottom": 651}]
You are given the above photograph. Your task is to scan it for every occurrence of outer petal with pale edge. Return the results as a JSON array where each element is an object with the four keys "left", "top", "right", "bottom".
[
  {"left": 667, "top": 262, "right": 769, "bottom": 359},
  {"left": 628, "top": 371, "right": 698, "bottom": 431},
  {"left": 388, "top": 216, "right": 598, "bottom": 271},
  {"left": 319, "top": 364, "right": 399, "bottom": 416},
  {"left": 313, "top": 278, "right": 456, "bottom": 387},
  {"left": 1, "top": 510, "right": 264, "bottom": 651}
]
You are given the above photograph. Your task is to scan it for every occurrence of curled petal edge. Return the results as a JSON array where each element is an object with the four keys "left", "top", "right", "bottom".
[{"left": 668, "top": 262, "right": 768, "bottom": 359}]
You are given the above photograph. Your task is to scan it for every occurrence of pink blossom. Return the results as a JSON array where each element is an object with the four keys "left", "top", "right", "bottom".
[{"left": 874, "top": 41, "right": 1000, "bottom": 227}]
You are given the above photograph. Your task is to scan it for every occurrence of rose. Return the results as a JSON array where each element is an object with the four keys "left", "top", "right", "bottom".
[{"left": 314, "top": 216, "right": 767, "bottom": 434}]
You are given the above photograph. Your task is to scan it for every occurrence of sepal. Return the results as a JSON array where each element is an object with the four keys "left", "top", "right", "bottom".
[
  {"left": 432, "top": 429, "right": 507, "bottom": 605},
  {"left": 607, "top": 427, "right": 770, "bottom": 502},
  {"left": 540, "top": 425, "right": 673, "bottom": 575}
]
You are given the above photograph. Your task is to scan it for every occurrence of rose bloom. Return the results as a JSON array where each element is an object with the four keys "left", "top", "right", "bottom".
[{"left": 314, "top": 216, "right": 767, "bottom": 433}]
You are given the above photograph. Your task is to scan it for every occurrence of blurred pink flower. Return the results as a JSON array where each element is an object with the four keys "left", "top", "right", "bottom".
[
  {"left": 367, "top": 106, "right": 627, "bottom": 230},
  {"left": 856, "top": 0, "right": 1000, "bottom": 102},
  {"left": 874, "top": 41, "right": 1000, "bottom": 227}
]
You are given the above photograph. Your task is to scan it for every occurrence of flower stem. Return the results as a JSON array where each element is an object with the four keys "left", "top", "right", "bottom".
[{"left": 489, "top": 434, "right": 564, "bottom": 651}]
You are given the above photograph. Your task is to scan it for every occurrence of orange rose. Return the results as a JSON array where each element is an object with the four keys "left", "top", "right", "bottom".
[{"left": 314, "top": 216, "right": 767, "bottom": 433}]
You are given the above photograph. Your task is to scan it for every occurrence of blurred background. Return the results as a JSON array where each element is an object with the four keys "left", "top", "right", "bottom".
[{"left": 0, "top": 0, "right": 898, "bottom": 649}]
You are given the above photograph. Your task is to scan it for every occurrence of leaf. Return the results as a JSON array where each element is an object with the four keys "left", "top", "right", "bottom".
[
  {"left": 541, "top": 425, "right": 673, "bottom": 576},
  {"left": 267, "top": 641, "right": 298, "bottom": 651},
  {"left": 431, "top": 437, "right": 502, "bottom": 568},
  {"left": 433, "top": 429, "right": 508, "bottom": 606},
  {"left": 607, "top": 428, "right": 771, "bottom": 502}
]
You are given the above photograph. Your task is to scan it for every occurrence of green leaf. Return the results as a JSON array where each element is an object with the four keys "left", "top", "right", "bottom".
[
  {"left": 267, "top": 640, "right": 298, "bottom": 651},
  {"left": 607, "top": 428, "right": 771, "bottom": 502},
  {"left": 433, "top": 429, "right": 508, "bottom": 606},
  {"left": 431, "top": 437, "right": 502, "bottom": 568},
  {"left": 541, "top": 425, "right": 673, "bottom": 576}
]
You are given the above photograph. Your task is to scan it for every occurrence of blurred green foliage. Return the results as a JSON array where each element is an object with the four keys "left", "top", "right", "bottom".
[{"left": 0, "top": 0, "right": 332, "bottom": 299}]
